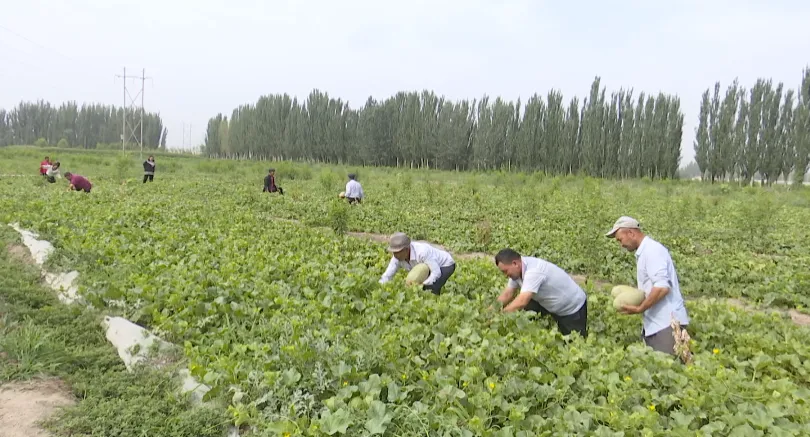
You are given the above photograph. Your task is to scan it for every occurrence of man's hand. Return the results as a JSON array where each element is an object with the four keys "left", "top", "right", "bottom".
[
  {"left": 621, "top": 287, "right": 669, "bottom": 315},
  {"left": 503, "top": 291, "right": 533, "bottom": 313},
  {"left": 620, "top": 304, "right": 644, "bottom": 315}
]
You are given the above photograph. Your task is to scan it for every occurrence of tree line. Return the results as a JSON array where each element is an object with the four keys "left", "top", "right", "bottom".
[
  {"left": 203, "top": 77, "right": 684, "bottom": 179},
  {"left": 695, "top": 69, "right": 810, "bottom": 185},
  {"left": 0, "top": 100, "right": 167, "bottom": 149}
]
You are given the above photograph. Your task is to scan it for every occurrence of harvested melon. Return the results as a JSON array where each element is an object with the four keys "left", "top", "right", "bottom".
[
  {"left": 339, "top": 191, "right": 346, "bottom": 198},
  {"left": 406, "top": 263, "right": 431, "bottom": 285},
  {"left": 612, "top": 285, "right": 645, "bottom": 310},
  {"left": 611, "top": 285, "right": 640, "bottom": 298}
]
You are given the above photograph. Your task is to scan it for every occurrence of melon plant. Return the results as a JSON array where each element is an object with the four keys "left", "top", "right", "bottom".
[
  {"left": 611, "top": 285, "right": 645, "bottom": 310},
  {"left": 405, "top": 263, "right": 430, "bottom": 285},
  {"left": 6, "top": 149, "right": 810, "bottom": 436}
]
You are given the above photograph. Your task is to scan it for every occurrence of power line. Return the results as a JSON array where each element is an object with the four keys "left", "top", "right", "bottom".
[{"left": 0, "top": 23, "right": 77, "bottom": 62}]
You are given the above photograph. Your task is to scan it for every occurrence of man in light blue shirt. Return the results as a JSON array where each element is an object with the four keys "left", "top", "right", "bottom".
[{"left": 606, "top": 216, "right": 690, "bottom": 356}]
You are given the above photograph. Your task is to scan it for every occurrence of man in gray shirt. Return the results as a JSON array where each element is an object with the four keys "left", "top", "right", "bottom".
[{"left": 493, "top": 248, "right": 588, "bottom": 337}]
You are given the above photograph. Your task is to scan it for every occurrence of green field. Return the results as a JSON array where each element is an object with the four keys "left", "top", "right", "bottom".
[{"left": 2, "top": 146, "right": 810, "bottom": 436}]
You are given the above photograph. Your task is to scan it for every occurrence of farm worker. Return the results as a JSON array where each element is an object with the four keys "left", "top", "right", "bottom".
[
  {"left": 605, "top": 216, "right": 690, "bottom": 356},
  {"left": 379, "top": 232, "right": 456, "bottom": 295},
  {"left": 263, "top": 168, "right": 284, "bottom": 195},
  {"left": 344, "top": 173, "right": 364, "bottom": 204},
  {"left": 39, "top": 156, "right": 51, "bottom": 176},
  {"left": 493, "top": 248, "right": 588, "bottom": 337},
  {"left": 143, "top": 155, "right": 156, "bottom": 183},
  {"left": 45, "top": 161, "right": 61, "bottom": 183},
  {"left": 63, "top": 172, "right": 92, "bottom": 193}
]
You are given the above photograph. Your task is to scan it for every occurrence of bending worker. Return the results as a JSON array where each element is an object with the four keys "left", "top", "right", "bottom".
[
  {"left": 493, "top": 248, "right": 588, "bottom": 337},
  {"left": 379, "top": 232, "right": 456, "bottom": 295},
  {"left": 344, "top": 173, "right": 364, "bottom": 204}
]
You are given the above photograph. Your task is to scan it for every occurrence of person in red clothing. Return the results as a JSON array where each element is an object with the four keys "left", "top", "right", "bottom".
[
  {"left": 39, "top": 156, "right": 51, "bottom": 176},
  {"left": 63, "top": 172, "right": 92, "bottom": 193}
]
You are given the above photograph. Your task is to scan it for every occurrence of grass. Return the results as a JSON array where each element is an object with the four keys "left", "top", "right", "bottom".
[{"left": 0, "top": 225, "right": 230, "bottom": 437}]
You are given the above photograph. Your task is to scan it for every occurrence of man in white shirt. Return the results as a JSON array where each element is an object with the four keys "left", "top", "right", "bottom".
[
  {"left": 44, "top": 161, "right": 61, "bottom": 183},
  {"left": 493, "top": 248, "right": 588, "bottom": 337},
  {"left": 606, "top": 216, "right": 690, "bottom": 356},
  {"left": 345, "top": 173, "right": 364, "bottom": 204},
  {"left": 379, "top": 232, "right": 456, "bottom": 295}
]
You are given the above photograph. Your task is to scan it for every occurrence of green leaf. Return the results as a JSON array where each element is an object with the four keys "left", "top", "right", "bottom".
[
  {"left": 386, "top": 381, "right": 400, "bottom": 402},
  {"left": 320, "top": 408, "right": 352, "bottom": 435},
  {"left": 364, "top": 401, "right": 393, "bottom": 435},
  {"left": 669, "top": 410, "right": 694, "bottom": 428}
]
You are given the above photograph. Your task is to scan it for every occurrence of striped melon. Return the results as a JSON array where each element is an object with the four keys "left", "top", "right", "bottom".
[
  {"left": 405, "top": 263, "right": 431, "bottom": 285},
  {"left": 612, "top": 285, "right": 645, "bottom": 310}
]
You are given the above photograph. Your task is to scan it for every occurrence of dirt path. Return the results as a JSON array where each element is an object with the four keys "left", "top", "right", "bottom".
[{"left": 0, "top": 379, "right": 74, "bottom": 437}]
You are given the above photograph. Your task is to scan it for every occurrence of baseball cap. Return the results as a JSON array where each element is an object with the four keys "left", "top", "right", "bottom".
[
  {"left": 605, "top": 216, "right": 641, "bottom": 237},
  {"left": 387, "top": 232, "right": 411, "bottom": 252}
]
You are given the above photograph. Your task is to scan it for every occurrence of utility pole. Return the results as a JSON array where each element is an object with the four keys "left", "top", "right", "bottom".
[
  {"left": 181, "top": 122, "right": 193, "bottom": 149},
  {"left": 141, "top": 68, "right": 145, "bottom": 159},
  {"left": 121, "top": 68, "right": 126, "bottom": 151},
  {"left": 115, "top": 68, "right": 152, "bottom": 158}
]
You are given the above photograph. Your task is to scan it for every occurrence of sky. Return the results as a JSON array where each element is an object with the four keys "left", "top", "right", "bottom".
[{"left": 1, "top": 0, "right": 809, "bottom": 165}]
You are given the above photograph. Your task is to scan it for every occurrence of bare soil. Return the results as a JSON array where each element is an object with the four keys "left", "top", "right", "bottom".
[
  {"left": 6, "top": 244, "right": 35, "bottom": 266},
  {"left": 346, "top": 231, "right": 389, "bottom": 244},
  {"left": 0, "top": 378, "right": 74, "bottom": 437},
  {"left": 787, "top": 309, "right": 810, "bottom": 326}
]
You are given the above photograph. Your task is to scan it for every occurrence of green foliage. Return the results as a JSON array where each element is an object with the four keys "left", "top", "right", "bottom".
[
  {"left": 56, "top": 138, "right": 69, "bottom": 148},
  {"left": 319, "top": 169, "right": 340, "bottom": 190},
  {"left": 202, "top": 78, "right": 682, "bottom": 179},
  {"left": 0, "top": 320, "right": 66, "bottom": 380},
  {"left": 2, "top": 147, "right": 810, "bottom": 435},
  {"left": 197, "top": 159, "right": 240, "bottom": 174},
  {"left": 327, "top": 199, "right": 350, "bottom": 235},
  {"left": 114, "top": 152, "right": 132, "bottom": 170},
  {"left": 44, "top": 370, "right": 228, "bottom": 437},
  {"left": 35, "top": 137, "right": 49, "bottom": 147},
  {"left": 474, "top": 220, "right": 492, "bottom": 249},
  {"left": 0, "top": 226, "right": 230, "bottom": 436},
  {"left": 0, "top": 100, "right": 164, "bottom": 148},
  {"left": 697, "top": 72, "right": 809, "bottom": 186}
]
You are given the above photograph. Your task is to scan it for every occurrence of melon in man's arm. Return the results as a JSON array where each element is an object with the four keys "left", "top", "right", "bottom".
[
  {"left": 611, "top": 285, "right": 640, "bottom": 298},
  {"left": 405, "top": 263, "right": 431, "bottom": 286},
  {"left": 611, "top": 285, "right": 645, "bottom": 310}
]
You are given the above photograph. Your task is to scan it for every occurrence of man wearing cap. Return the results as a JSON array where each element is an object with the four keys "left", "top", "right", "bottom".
[
  {"left": 379, "top": 232, "right": 456, "bottom": 295},
  {"left": 493, "top": 248, "right": 588, "bottom": 337},
  {"left": 606, "top": 216, "right": 690, "bottom": 356}
]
